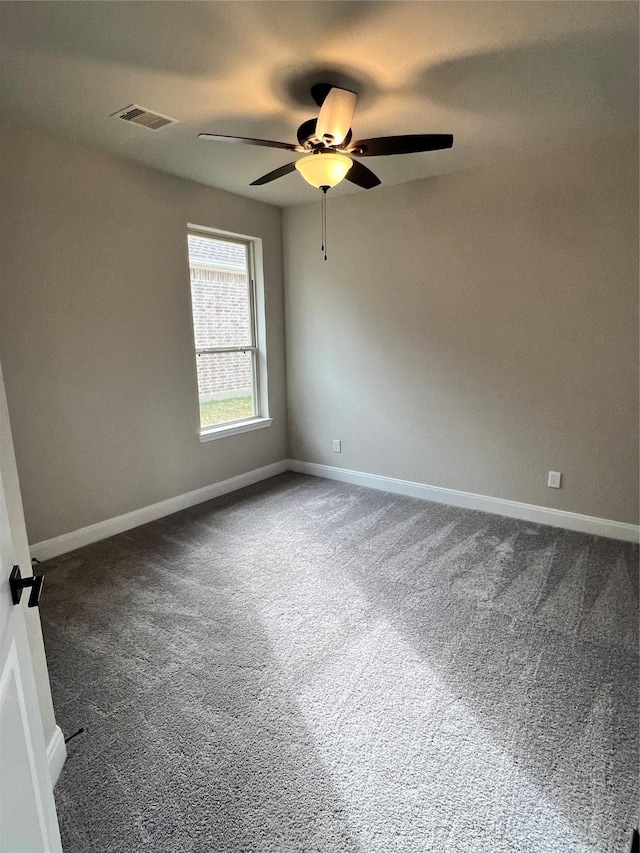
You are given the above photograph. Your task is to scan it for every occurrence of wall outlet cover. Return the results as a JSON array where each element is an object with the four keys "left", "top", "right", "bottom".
[{"left": 548, "top": 471, "right": 562, "bottom": 488}]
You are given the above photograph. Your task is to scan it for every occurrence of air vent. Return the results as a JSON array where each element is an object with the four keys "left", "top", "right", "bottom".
[{"left": 111, "top": 104, "right": 177, "bottom": 131}]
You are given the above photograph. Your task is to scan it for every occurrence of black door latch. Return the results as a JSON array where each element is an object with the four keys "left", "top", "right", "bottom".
[{"left": 9, "top": 565, "right": 44, "bottom": 607}]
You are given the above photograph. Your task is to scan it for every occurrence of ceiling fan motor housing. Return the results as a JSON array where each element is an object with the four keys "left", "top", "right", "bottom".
[{"left": 296, "top": 119, "right": 353, "bottom": 151}]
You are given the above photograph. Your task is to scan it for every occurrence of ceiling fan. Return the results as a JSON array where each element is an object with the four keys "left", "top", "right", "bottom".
[{"left": 198, "top": 84, "right": 454, "bottom": 191}]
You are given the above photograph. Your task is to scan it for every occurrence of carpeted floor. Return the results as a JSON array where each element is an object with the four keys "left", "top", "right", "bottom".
[{"left": 40, "top": 472, "right": 638, "bottom": 852}]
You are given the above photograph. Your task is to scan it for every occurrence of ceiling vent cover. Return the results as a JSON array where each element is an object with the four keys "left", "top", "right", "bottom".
[{"left": 111, "top": 104, "right": 176, "bottom": 131}]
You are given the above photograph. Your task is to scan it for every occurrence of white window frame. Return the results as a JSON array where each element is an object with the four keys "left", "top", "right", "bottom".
[{"left": 187, "top": 225, "right": 271, "bottom": 441}]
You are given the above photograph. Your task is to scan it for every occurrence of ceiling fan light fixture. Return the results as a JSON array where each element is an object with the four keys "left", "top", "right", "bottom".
[{"left": 295, "top": 152, "right": 353, "bottom": 188}]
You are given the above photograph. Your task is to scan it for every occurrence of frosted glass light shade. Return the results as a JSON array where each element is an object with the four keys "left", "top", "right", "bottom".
[{"left": 295, "top": 153, "right": 353, "bottom": 188}]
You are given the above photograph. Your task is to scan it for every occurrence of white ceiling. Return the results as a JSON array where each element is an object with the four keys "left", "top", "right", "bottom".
[{"left": 0, "top": 1, "right": 637, "bottom": 207}]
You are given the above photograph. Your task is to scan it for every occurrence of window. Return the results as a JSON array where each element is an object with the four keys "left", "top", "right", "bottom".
[{"left": 187, "top": 228, "right": 270, "bottom": 440}]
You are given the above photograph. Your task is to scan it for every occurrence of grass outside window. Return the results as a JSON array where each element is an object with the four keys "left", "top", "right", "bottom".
[{"left": 199, "top": 396, "right": 253, "bottom": 428}]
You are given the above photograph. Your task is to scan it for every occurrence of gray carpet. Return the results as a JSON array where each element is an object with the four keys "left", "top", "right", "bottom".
[{"left": 39, "top": 472, "right": 638, "bottom": 853}]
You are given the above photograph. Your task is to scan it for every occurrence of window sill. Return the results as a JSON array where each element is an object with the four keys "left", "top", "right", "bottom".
[{"left": 199, "top": 417, "right": 273, "bottom": 442}]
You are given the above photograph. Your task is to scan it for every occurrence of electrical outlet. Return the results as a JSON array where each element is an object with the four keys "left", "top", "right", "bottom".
[
  {"left": 333, "top": 439, "right": 341, "bottom": 453},
  {"left": 548, "top": 471, "right": 562, "bottom": 489}
]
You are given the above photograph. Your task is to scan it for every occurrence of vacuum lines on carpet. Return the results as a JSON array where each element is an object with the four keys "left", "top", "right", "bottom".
[{"left": 40, "top": 473, "right": 638, "bottom": 852}]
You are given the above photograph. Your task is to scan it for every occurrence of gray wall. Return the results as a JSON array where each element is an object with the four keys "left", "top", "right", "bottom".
[
  {"left": 1, "top": 125, "right": 637, "bottom": 543},
  {"left": 284, "top": 134, "right": 639, "bottom": 525},
  {"left": 0, "top": 124, "right": 287, "bottom": 544}
]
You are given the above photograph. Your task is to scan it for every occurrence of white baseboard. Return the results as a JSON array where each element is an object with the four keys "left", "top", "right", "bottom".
[
  {"left": 30, "top": 460, "right": 289, "bottom": 562},
  {"left": 288, "top": 460, "right": 639, "bottom": 543},
  {"left": 30, "top": 457, "right": 638, "bottom": 561},
  {"left": 46, "top": 724, "right": 66, "bottom": 787}
]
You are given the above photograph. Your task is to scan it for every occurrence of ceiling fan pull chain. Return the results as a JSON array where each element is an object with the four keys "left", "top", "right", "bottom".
[{"left": 321, "top": 186, "right": 328, "bottom": 261}]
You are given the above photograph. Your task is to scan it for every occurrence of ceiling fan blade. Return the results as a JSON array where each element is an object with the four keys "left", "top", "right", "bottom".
[
  {"left": 346, "top": 134, "right": 454, "bottom": 157},
  {"left": 316, "top": 87, "right": 357, "bottom": 147},
  {"left": 250, "top": 161, "right": 298, "bottom": 186},
  {"left": 198, "top": 133, "right": 303, "bottom": 152},
  {"left": 310, "top": 83, "right": 332, "bottom": 107},
  {"left": 345, "top": 159, "right": 381, "bottom": 190}
]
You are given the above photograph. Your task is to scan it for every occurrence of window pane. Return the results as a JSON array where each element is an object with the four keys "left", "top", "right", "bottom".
[
  {"left": 196, "top": 351, "right": 255, "bottom": 427},
  {"left": 188, "top": 235, "right": 253, "bottom": 349}
]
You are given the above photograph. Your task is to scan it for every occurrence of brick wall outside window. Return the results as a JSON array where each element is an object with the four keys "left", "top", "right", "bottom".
[{"left": 190, "top": 266, "right": 253, "bottom": 400}]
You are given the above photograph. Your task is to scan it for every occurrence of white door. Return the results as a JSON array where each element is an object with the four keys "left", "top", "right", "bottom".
[{"left": 0, "top": 362, "right": 63, "bottom": 853}]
